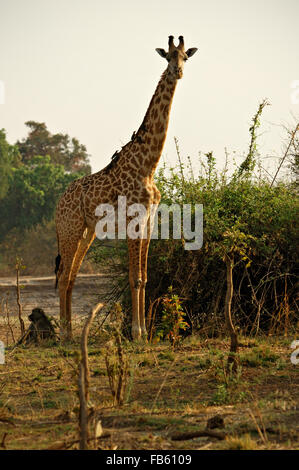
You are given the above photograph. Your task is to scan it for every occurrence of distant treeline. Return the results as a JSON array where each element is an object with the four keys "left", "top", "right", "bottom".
[{"left": 0, "top": 121, "right": 92, "bottom": 275}]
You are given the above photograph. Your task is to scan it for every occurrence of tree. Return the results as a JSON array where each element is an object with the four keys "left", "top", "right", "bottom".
[
  {"left": 16, "top": 121, "right": 91, "bottom": 174},
  {"left": 0, "top": 129, "right": 21, "bottom": 199},
  {"left": 0, "top": 156, "right": 80, "bottom": 241}
]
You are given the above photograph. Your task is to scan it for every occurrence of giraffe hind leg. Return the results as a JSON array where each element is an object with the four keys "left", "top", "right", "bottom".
[
  {"left": 65, "top": 228, "right": 95, "bottom": 328},
  {"left": 58, "top": 231, "right": 85, "bottom": 341}
]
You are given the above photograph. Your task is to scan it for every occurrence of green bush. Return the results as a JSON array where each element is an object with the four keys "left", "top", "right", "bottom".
[{"left": 90, "top": 105, "right": 298, "bottom": 338}]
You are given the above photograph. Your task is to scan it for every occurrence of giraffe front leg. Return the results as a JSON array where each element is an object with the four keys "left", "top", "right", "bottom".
[
  {"left": 139, "top": 193, "right": 160, "bottom": 340},
  {"left": 139, "top": 236, "right": 151, "bottom": 340},
  {"left": 127, "top": 238, "right": 142, "bottom": 341}
]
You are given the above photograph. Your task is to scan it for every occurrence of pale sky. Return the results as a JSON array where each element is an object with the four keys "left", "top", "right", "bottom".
[{"left": 0, "top": 0, "right": 298, "bottom": 175}]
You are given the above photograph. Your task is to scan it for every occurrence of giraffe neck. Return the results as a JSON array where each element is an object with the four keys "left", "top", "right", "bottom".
[{"left": 129, "top": 69, "right": 178, "bottom": 177}]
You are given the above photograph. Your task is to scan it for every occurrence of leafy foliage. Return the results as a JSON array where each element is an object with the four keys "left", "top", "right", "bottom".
[
  {"left": 0, "top": 156, "right": 81, "bottom": 240},
  {"left": 16, "top": 121, "right": 91, "bottom": 174},
  {"left": 155, "top": 287, "right": 189, "bottom": 347},
  {"left": 90, "top": 104, "right": 298, "bottom": 337},
  {"left": 0, "top": 129, "right": 21, "bottom": 200},
  {"left": 147, "top": 155, "right": 298, "bottom": 334},
  {"left": 0, "top": 123, "right": 91, "bottom": 271}
]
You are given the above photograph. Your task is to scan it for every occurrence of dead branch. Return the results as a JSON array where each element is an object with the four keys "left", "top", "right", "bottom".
[
  {"left": 270, "top": 123, "right": 299, "bottom": 187},
  {"left": 78, "top": 302, "right": 104, "bottom": 450},
  {"left": 171, "top": 429, "right": 226, "bottom": 441},
  {"left": 104, "top": 304, "right": 128, "bottom": 406},
  {"left": 224, "top": 253, "right": 238, "bottom": 370},
  {"left": 4, "top": 294, "right": 15, "bottom": 344},
  {"left": 0, "top": 432, "right": 8, "bottom": 449},
  {"left": 16, "top": 258, "right": 25, "bottom": 336}
]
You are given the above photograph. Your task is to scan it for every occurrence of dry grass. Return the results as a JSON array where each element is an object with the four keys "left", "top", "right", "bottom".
[{"left": 0, "top": 317, "right": 298, "bottom": 450}]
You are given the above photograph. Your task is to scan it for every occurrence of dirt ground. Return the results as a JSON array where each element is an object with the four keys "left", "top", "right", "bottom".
[
  {"left": 0, "top": 315, "right": 298, "bottom": 450},
  {"left": 0, "top": 275, "right": 298, "bottom": 450},
  {"left": 0, "top": 274, "right": 110, "bottom": 320}
]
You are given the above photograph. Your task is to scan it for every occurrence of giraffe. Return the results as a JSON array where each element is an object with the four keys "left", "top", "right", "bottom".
[{"left": 55, "top": 35, "right": 198, "bottom": 341}]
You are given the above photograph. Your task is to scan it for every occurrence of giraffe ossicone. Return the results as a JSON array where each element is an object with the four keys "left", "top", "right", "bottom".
[{"left": 55, "top": 36, "right": 198, "bottom": 341}]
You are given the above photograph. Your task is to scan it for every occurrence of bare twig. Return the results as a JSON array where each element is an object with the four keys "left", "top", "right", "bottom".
[
  {"left": 16, "top": 258, "right": 25, "bottom": 336},
  {"left": 248, "top": 408, "right": 268, "bottom": 445},
  {"left": 270, "top": 123, "right": 299, "bottom": 187},
  {"left": 224, "top": 253, "right": 238, "bottom": 370},
  {"left": 150, "top": 356, "right": 177, "bottom": 413},
  {"left": 78, "top": 302, "right": 104, "bottom": 450},
  {"left": 104, "top": 304, "right": 128, "bottom": 406},
  {"left": 147, "top": 297, "right": 162, "bottom": 342},
  {"left": 4, "top": 294, "right": 15, "bottom": 344},
  {"left": 48, "top": 432, "right": 111, "bottom": 451},
  {"left": 0, "top": 432, "right": 8, "bottom": 449},
  {"left": 174, "top": 137, "right": 186, "bottom": 196}
]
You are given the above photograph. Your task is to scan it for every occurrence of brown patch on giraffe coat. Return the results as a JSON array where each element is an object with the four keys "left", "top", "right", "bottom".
[
  {"left": 151, "top": 108, "right": 158, "bottom": 120},
  {"left": 155, "top": 121, "right": 164, "bottom": 134}
]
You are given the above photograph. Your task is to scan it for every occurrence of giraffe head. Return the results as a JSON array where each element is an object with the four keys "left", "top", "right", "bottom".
[{"left": 156, "top": 35, "right": 198, "bottom": 79}]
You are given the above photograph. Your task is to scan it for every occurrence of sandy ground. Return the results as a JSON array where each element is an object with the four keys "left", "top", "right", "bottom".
[{"left": 0, "top": 273, "right": 110, "bottom": 319}]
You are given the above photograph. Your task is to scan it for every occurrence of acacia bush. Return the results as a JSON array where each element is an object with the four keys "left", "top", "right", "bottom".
[
  {"left": 145, "top": 156, "right": 298, "bottom": 337},
  {"left": 90, "top": 108, "right": 298, "bottom": 338}
]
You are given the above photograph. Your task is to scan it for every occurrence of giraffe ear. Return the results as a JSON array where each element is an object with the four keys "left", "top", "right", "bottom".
[
  {"left": 186, "top": 48, "right": 198, "bottom": 58},
  {"left": 156, "top": 48, "right": 167, "bottom": 59}
]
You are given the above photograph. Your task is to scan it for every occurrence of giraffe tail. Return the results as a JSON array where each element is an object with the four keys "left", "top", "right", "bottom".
[{"left": 55, "top": 254, "right": 61, "bottom": 290}]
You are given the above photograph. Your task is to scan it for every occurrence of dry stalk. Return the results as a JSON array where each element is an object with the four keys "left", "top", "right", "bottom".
[
  {"left": 104, "top": 303, "right": 128, "bottom": 406},
  {"left": 150, "top": 355, "right": 177, "bottom": 413},
  {"left": 78, "top": 302, "right": 104, "bottom": 450},
  {"left": 4, "top": 294, "right": 15, "bottom": 344},
  {"left": 174, "top": 136, "right": 186, "bottom": 195},
  {"left": 270, "top": 123, "right": 299, "bottom": 187},
  {"left": 224, "top": 253, "right": 238, "bottom": 371},
  {"left": 15, "top": 258, "right": 25, "bottom": 336},
  {"left": 147, "top": 297, "right": 162, "bottom": 342},
  {"left": 248, "top": 407, "right": 268, "bottom": 445},
  {"left": 0, "top": 432, "right": 8, "bottom": 449}
]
